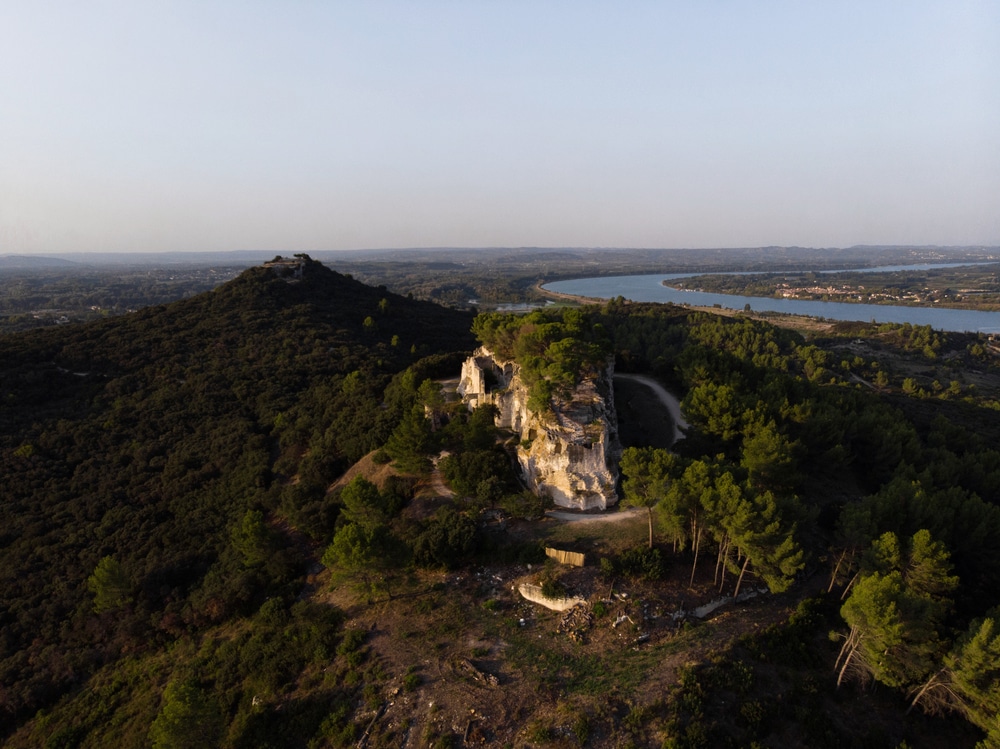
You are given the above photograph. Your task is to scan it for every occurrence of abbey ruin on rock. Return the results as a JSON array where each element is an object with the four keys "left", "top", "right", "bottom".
[{"left": 457, "top": 346, "right": 622, "bottom": 511}]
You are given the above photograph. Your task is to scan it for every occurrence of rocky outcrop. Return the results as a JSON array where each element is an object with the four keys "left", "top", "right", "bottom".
[
  {"left": 518, "top": 583, "right": 586, "bottom": 612},
  {"left": 457, "top": 347, "right": 621, "bottom": 510}
]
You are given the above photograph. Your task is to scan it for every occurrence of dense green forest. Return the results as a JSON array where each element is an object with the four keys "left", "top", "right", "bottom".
[
  {"left": 0, "top": 257, "right": 476, "bottom": 745},
  {"left": 602, "top": 304, "right": 1000, "bottom": 744},
  {"left": 3, "top": 259, "right": 1000, "bottom": 747}
]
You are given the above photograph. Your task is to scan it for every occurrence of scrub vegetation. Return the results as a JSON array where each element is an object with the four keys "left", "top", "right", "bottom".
[{"left": 472, "top": 307, "right": 612, "bottom": 410}]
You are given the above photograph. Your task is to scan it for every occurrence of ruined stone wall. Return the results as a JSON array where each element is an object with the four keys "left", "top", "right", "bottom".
[{"left": 545, "top": 547, "right": 586, "bottom": 567}]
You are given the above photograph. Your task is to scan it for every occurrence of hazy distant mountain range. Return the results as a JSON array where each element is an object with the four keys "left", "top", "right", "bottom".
[{"left": 1, "top": 245, "right": 997, "bottom": 271}]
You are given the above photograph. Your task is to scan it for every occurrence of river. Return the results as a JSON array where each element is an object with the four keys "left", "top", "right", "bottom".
[{"left": 544, "top": 269, "right": 1000, "bottom": 334}]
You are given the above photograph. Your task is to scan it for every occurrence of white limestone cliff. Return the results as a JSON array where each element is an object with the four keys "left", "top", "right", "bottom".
[{"left": 457, "top": 347, "right": 621, "bottom": 511}]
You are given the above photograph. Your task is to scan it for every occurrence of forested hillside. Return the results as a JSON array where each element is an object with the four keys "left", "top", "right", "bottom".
[
  {"left": 0, "top": 256, "right": 475, "bottom": 741},
  {"left": 4, "top": 269, "right": 1000, "bottom": 746},
  {"left": 602, "top": 303, "right": 1000, "bottom": 746}
]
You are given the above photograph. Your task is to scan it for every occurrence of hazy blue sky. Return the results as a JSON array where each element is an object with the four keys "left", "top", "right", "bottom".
[{"left": 2, "top": 2, "right": 998, "bottom": 254}]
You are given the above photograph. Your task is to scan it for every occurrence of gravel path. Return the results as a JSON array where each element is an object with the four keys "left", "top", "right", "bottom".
[
  {"left": 545, "top": 506, "right": 645, "bottom": 523},
  {"left": 614, "top": 373, "right": 689, "bottom": 444},
  {"left": 428, "top": 451, "right": 455, "bottom": 498}
]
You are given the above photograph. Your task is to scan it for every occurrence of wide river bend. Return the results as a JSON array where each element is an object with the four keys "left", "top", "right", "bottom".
[{"left": 544, "top": 270, "right": 1000, "bottom": 334}]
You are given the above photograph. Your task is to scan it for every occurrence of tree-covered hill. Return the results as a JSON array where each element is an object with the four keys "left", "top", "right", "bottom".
[
  {"left": 0, "top": 256, "right": 475, "bottom": 737},
  {"left": 5, "top": 270, "right": 1000, "bottom": 746}
]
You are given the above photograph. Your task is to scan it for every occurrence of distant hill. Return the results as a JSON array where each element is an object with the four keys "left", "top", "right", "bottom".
[
  {"left": 0, "top": 256, "right": 475, "bottom": 735},
  {"left": 7, "top": 245, "right": 999, "bottom": 270},
  {"left": 0, "top": 254, "right": 80, "bottom": 269}
]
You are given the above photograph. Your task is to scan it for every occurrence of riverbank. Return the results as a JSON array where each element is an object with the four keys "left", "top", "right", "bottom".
[
  {"left": 543, "top": 273, "right": 1000, "bottom": 333},
  {"left": 533, "top": 281, "right": 605, "bottom": 305},
  {"left": 536, "top": 280, "right": 837, "bottom": 334},
  {"left": 666, "top": 261, "right": 1000, "bottom": 313}
]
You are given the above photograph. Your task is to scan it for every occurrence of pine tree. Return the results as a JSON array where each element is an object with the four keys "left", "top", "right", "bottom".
[
  {"left": 740, "top": 419, "right": 798, "bottom": 492},
  {"left": 620, "top": 447, "right": 677, "bottom": 549},
  {"left": 384, "top": 406, "right": 433, "bottom": 474},
  {"left": 338, "top": 476, "right": 398, "bottom": 531},
  {"left": 837, "top": 530, "right": 957, "bottom": 689},
  {"left": 909, "top": 614, "right": 1000, "bottom": 742},
  {"left": 231, "top": 509, "right": 275, "bottom": 568},
  {"left": 148, "top": 678, "right": 224, "bottom": 749},
  {"left": 87, "top": 555, "right": 131, "bottom": 613}
]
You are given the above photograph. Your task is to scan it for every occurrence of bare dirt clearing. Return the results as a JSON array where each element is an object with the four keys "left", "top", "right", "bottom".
[{"left": 315, "top": 510, "right": 803, "bottom": 748}]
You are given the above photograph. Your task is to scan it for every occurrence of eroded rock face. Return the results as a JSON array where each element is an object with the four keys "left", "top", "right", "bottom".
[{"left": 458, "top": 347, "right": 621, "bottom": 510}]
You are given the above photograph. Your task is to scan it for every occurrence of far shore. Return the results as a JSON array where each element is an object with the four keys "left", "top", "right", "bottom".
[{"left": 535, "top": 281, "right": 836, "bottom": 334}]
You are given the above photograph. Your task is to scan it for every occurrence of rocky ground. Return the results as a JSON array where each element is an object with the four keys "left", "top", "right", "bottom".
[{"left": 314, "top": 509, "right": 803, "bottom": 748}]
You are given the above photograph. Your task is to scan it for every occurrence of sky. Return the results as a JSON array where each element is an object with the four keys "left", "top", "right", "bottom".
[{"left": 1, "top": 2, "right": 998, "bottom": 255}]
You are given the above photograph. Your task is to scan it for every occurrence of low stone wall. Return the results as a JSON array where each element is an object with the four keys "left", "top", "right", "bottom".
[
  {"left": 545, "top": 547, "right": 586, "bottom": 567},
  {"left": 518, "top": 584, "right": 586, "bottom": 612}
]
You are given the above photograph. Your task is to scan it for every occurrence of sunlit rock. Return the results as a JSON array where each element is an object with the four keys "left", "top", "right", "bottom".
[{"left": 458, "top": 346, "right": 621, "bottom": 510}]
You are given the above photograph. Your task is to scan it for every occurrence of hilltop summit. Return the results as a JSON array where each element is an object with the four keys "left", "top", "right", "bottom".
[{"left": 0, "top": 256, "right": 474, "bottom": 736}]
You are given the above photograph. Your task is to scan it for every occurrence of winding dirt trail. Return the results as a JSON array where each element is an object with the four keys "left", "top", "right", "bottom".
[
  {"left": 427, "top": 451, "right": 455, "bottom": 498},
  {"left": 544, "top": 375, "right": 687, "bottom": 525},
  {"left": 614, "top": 373, "right": 689, "bottom": 444}
]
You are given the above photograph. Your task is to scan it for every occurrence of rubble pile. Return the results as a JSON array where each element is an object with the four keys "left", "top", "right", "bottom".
[{"left": 557, "top": 606, "right": 594, "bottom": 643}]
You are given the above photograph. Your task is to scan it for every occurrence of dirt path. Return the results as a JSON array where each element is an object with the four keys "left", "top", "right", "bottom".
[
  {"left": 849, "top": 372, "right": 877, "bottom": 390},
  {"left": 545, "top": 506, "right": 645, "bottom": 523},
  {"left": 426, "top": 451, "right": 455, "bottom": 498},
  {"left": 614, "top": 373, "right": 689, "bottom": 443}
]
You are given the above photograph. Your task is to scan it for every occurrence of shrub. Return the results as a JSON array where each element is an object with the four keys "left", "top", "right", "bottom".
[
  {"left": 337, "top": 628, "right": 366, "bottom": 656},
  {"left": 403, "top": 669, "right": 421, "bottom": 692},
  {"left": 599, "top": 557, "right": 616, "bottom": 579},
  {"left": 526, "top": 720, "right": 553, "bottom": 743},
  {"left": 617, "top": 546, "right": 667, "bottom": 581},
  {"left": 541, "top": 577, "right": 567, "bottom": 600},
  {"left": 500, "top": 490, "right": 546, "bottom": 520},
  {"left": 572, "top": 714, "right": 590, "bottom": 744},
  {"left": 413, "top": 507, "right": 478, "bottom": 569}
]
